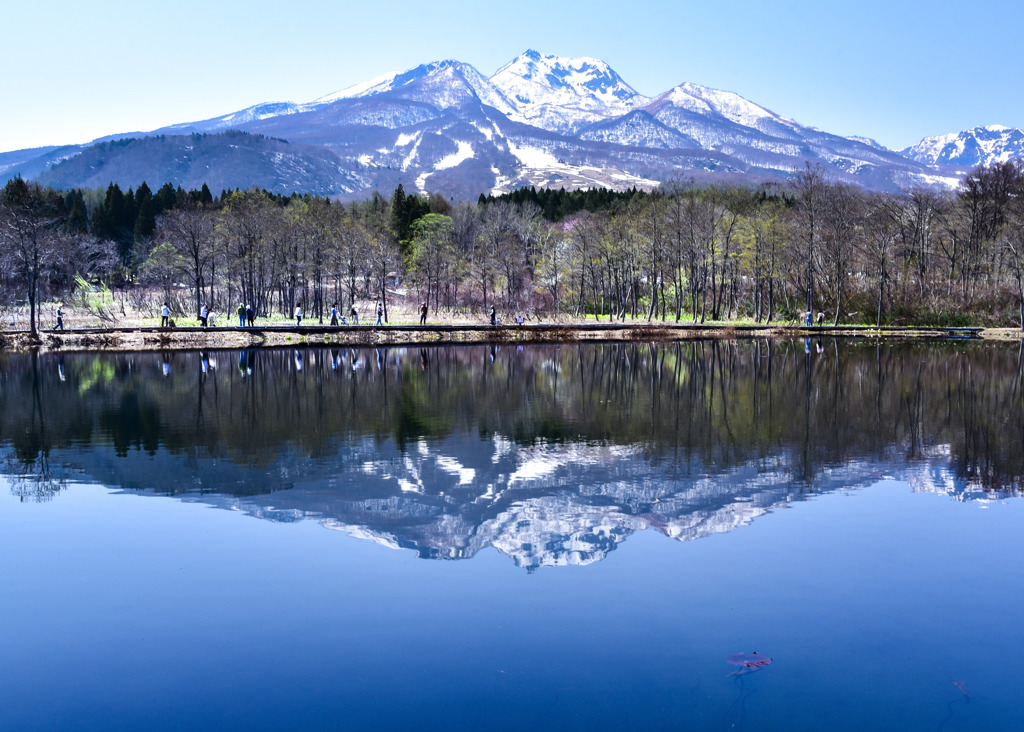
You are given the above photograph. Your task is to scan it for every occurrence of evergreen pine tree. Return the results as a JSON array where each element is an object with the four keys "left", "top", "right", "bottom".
[
  {"left": 65, "top": 191, "right": 88, "bottom": 233},
  {"left": 134, "top": 182, "right": 156, "bottom": 242},
  {"left": 154, "top": 182, "right": 177, "bottom": 214},
  {"left": 389, "top": 183, "right": 408, "bottom": 239}
]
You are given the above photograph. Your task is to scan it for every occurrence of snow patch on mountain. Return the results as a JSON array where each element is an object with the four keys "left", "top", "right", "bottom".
[
  {"left": 475, "top": 122, "right": 494, "bottom": 141},
  {"left": 498, "top": 139, "right": 659, "bottom": 194},
  {"left": 400, "top": 133, "right": 423, "bottom": 171},
  {"left": 507, "top": 139, "right": 561, "bottom": 168},
  {"left": 396, "top": 131, "right": 420, "bottom": 147},
  {"left": 433, "top": 140, "right": 474, "bottom": 170}
]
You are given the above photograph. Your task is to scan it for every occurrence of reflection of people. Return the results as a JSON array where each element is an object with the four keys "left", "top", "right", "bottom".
[
  {"left": 419, "top": 302, "right": 427, "bottom": 325},
  {"left": 201, "top": 351, "right": 210, "bottom": 374},
  {"left": 294, "top": 349, "right": 303, "bottom": 371},
  {"left": 161, "top": 353, "right": 172, "bottom": 377},
  {"left": 57, "top": 356, "right": 65, "bottom": 382},
  {"left": 161, "top": 302, "right": 170, "bottom": 328}
]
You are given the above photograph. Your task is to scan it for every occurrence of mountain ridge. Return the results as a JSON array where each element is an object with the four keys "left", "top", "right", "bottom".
[{"left": 5, "top": 50, "right": 1014, "bottom": 198}]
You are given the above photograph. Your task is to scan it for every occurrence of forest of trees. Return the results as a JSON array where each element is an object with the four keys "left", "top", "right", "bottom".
[{"left": 4, "top": 160, "right": 1024, "bottom": 333}]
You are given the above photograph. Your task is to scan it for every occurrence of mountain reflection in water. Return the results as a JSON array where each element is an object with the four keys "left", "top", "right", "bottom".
[{"left": 1, "top": 340, "right": 1022, "bottom": 568}]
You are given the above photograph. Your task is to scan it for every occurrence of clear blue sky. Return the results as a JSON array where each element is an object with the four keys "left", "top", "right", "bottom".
[{"left": 2, "top": 0, "right": 1017, "bottom": 152}]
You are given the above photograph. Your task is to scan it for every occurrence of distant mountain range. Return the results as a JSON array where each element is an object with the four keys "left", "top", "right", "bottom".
[
  {"left": 1, "top": 50, "right": 1020, "bottom": 198},
  {"left": 900, "top": 125, "right": 1024, "bottom": 167}
]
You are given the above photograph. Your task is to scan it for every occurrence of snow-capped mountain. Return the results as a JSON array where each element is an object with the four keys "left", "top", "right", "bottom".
[
  {"left": 314, "top": 59, "right": 519, "bottom": 117},
  {"left": 490, "top": 49, "right": 648, "bottom": 132},
  {"left": 902, "top": 125, "right": 1024, "bottom": 167},
  {"left": 3, "top": 50, "right": 978, "bottom": 197}
]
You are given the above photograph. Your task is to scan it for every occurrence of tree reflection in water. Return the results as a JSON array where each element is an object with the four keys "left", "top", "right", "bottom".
[{"left": 1, "top": 340, "right": 1022, "bottom": 562}]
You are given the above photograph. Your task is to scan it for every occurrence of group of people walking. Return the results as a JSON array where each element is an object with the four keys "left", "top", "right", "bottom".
[
  {"left": 150, "top": 301, "right": 505, "bottom": 329},
  {"left": 46, "top": 300, "right": 513, "bottom": 333}
]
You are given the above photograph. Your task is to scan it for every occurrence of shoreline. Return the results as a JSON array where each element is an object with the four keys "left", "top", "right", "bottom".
[{"left": 0, "top": 323, "right": 1016, "bottom": 353}]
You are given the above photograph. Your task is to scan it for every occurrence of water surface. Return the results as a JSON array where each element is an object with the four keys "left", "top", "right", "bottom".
[{"left": 1, "top": 341, "right": 1022, "bottom": 730}]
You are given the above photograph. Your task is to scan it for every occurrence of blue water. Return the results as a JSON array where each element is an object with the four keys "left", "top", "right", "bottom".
[
  {"left": 2, "top": 479, "right": 1021, "bottom": 731},
  {"left": 2, "top": 342, "right": 1023, "bottom": 730}
]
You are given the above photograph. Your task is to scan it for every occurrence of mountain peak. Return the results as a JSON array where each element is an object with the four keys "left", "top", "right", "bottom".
[
  {"left": 490, "top": 51, "right": 647, "bottom": 132},
  {"left": 312, "top": 59, "right": 516, "bottom": 116},
  {"left": 653, "top": 82, "right": 793, "bottom": 132},
  {"left": 493, "top": 50, "right": 640, "bottom": 100}
]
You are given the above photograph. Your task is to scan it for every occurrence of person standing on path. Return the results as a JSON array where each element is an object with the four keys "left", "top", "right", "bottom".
[
  {"left": 350, "top": 305, "right": 359, "bottom": 325},
  {"left": 246, "top": 304, "right": 255, "bottom": 327},
  {"left": 55, "top": 304, "right": 64, "bottom": 331},
  {"left": 295, "top": 303, "right": 303, "bottom": 326},
  {"left": 330, "top": 302, "right": 339, "bottom": 326},
  {"left": 161, "top": 302, "right": 170, "bottom": 328},
  {"left": 200, "top": 304, "right": 209, "bottom": 328},
  {"left": 489, "top": 305, "right": 496, "bottom": 326},
  {"left": 419, "top": 302, "right": 428, "bottom": 325},
  {"left": 237, "top": 304, "right": 246, "bottom": 327},
  {"left": 375, "top": 302, "right": 384, "bottom": 326}
]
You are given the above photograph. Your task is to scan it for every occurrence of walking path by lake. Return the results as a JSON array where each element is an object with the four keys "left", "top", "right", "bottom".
[{"left": 0, "top": 322, "right": 999, "bottom": 352}]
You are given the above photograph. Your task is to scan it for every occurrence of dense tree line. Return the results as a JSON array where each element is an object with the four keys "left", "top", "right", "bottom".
[
  {"left": 480, "top": 185, "right": 650, "bottom": 221},
  {"left": 4, "top": 159, "right": 1024, "bottom": 331}
]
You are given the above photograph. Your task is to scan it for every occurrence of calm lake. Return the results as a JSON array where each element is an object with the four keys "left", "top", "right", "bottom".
[{"left": 1, "top": 340, "right": 1023, "bottom": 731}]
